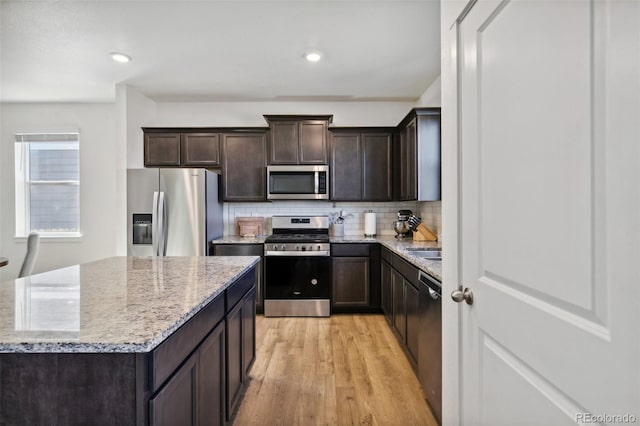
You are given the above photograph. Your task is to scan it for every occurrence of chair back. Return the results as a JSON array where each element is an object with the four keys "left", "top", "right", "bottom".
[{"left": 18, "top": 232, "right": 40, "bottom": 278}]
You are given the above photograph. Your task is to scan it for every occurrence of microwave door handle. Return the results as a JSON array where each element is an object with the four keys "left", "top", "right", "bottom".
[{"left": 314, "top": 172, "right": 319, "bottom": 194}]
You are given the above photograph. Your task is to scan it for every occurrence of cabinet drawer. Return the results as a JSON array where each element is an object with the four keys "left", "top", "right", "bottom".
[
  {"left": 226, "top": 269, "right": 256, "bottom": 311},
  {"left": 331, "top": 244, "right": 370, "bottom": 257},
  {"left": 213, "top": 244, "right": 263, "bottom": 257},
  {"left": 392, "top": 254, "right": 419, "bottom": 286}
]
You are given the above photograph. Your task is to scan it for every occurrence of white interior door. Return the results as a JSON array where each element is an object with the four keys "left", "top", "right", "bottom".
[{"left": 454, "top": 0, "right": 639, "bottom": 424}]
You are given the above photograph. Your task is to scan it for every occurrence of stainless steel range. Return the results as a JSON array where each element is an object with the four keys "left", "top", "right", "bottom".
[{"left": 264, "top": 215, "right": 330, "bottom": 317}]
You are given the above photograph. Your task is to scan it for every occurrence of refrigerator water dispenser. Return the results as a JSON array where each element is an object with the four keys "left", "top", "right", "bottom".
[{"left": 132, "top": 214, "right": 152, "bottom": 245}]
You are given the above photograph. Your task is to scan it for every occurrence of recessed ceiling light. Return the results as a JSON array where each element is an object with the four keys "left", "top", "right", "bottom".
[
  {"left": 110, "top": 52, "right": 132, "bottom": 63},
  {"left": 305, "top": 51, "right": 322, "bottom": 63}
]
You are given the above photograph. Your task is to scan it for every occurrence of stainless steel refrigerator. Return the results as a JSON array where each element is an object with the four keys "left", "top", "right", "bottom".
[{"left": 127, "top": 169, "right": 223, "bottom": 256}]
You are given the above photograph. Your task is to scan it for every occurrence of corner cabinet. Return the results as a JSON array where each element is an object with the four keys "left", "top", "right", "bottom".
[
  {"left": 221, "top": 131, "right": 267, "bottom": 201},
  {"left": 211, "top": 243, "right": 264, "bottom": 313},
  {"left": 330, "top": 244, "right": 381, "bottom": 313},
  {"left": 264, "top": 115, "right": 332, "bottom": 165},
  {"left": 329, "top": 128, "right": 394, "bottom": 201},
  {"left": 396, "top": 108, "right": 441, "bottom": 201}
]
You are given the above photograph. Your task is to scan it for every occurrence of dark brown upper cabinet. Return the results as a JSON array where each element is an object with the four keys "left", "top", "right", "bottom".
[
  {"left": 144, "top": 133, "right": 181, "bottom": 166},
  {"left": 221, "top": 131, "right": 267, "bottom": 201},
  {"left": 329, "top": 128, "right": 394, "bottom": 201},
  {"left": 143, "top": 129, "right": 221, "bottom": 167},
  {"left": 264, "top": 115, "right": 333, "bottom": 165},
  {"left": 396, "top": 108, "right": 441, "bottom": 201},
  {"left": 181, "top": 133, "right": 220, "bottom": 167}
]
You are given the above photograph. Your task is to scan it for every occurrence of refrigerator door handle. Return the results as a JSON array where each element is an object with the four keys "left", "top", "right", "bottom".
[
  {"left": 152, "top": 191, "right": 159, "bottom": 256},
  {"left": 158, "top": 191, "right": 168, "bottom": 256}
]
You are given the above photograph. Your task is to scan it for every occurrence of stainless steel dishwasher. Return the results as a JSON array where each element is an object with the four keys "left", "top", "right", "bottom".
[{"left": 418, "top": 270, "right": 442, "bottom": 424}]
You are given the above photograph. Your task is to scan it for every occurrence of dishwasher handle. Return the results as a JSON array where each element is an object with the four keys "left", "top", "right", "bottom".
[
  {"left": 428, "top": 286, "right": 440, "bottom": 300},
  {"left": 418, "top": 270, "right": 442, "bottom": 299}
]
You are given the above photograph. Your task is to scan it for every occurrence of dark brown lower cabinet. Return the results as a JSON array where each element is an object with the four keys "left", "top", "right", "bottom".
[
  {"left": 150, "top": 357, "right": 197, "bottom": 425},
  {"left": 381, "top": 260, "right": 393, "bottom": 323},
  {"left": 226, "top": 287, "right": 257, "bottom": 421},
  {"left": 151, "top": 321, "right": 226, "bottom": 426},
  {"left": 198, "top": 322, "right": 226, "bottom": 426},
  {"left": 392, "top": 269, "right": 406, "bottom": 341},
  {"left": 332, "top": 257, "right": 370, "bottom": 308},
  {"left": 211, "top": 243, "right": 264, "bottom": 313},
  {"left": 405, "top": 280, "right": 420, "bottom": 365},
  {"left": 330, "top": 243, "right": 380, "bottom": 313},
  {"left": 383, "top": 249, "right": 422, "bottom": 370},
  {"left": 0, "top": 267, "right": 256, "bottom": 426}
]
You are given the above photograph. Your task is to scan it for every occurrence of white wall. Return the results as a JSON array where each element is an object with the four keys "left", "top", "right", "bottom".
[
  {"left": 153, "top": 101, "right": 416, "bottom": 128},
  {"left": 0, "top": 103, "right": 119, "bottom": 280},
  {"left": 415, "top": 75, "right": 443, "bottom": 239},
  {"left": 415, "top": 74, "right": 442, "bottom": 107}
]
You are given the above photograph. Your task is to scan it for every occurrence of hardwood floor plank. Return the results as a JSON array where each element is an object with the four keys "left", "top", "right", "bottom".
[{"left": 232, "top": 314, "right": 437, "bottom": 426}]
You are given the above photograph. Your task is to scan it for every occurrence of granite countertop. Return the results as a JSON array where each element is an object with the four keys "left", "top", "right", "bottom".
[
  {"left": 211, "top": 235, "right": 267, "bottom": 244},
  {"left": 211, "top": 235, "right": 442, "bottom": 281},
  {"left": 0, "top": 256, "right": 260, "bottom": 354}
]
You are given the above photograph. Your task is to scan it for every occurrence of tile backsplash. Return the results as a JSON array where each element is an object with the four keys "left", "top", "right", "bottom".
[{"left": 223, "top": 200, "right": 442, "bottom": 240}]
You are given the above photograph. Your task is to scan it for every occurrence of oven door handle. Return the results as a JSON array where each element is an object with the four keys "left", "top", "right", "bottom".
[{"left": 265, "top": 251, "right": 330, "bottom": 257}]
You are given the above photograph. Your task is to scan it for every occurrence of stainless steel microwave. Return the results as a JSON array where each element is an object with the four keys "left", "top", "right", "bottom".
[{"left": 266, "top": 165, "right": 329, "bottom": 200}]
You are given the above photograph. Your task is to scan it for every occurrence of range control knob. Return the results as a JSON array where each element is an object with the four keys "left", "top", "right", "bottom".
[
  {"left": 281, "top": 245, "right": 286, "bottom": 251},
  {"left": 317, "top": 245, "right": 321, "bottom": 251},
  {"left": 301, "top": 246, "right": 307, "bottom": 251},
  {"left": 273, "top": 245, "right": 277, "bottom": 251}
]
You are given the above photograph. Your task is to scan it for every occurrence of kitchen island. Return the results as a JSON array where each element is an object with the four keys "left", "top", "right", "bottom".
[{"left": 0, "top": 256, "right": 259, "bottom": 425}]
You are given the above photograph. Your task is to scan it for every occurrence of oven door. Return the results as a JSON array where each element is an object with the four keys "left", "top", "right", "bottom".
[{"left": 265, "top": 256, "right": 330, "bottom": 300}]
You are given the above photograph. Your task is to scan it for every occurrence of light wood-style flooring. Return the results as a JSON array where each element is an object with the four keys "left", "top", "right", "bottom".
[{"left": 231, "top": 314, "right": 438, "bottom": 426}]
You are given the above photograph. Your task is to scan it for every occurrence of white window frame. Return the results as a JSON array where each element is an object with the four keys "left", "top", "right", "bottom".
[{"left": 14, "top": 132, "right": 82, "bottom": 238}]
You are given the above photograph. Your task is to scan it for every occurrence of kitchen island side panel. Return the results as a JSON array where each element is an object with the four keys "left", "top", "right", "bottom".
[{"left": 0, "top": 353, "right": 143, "bottom": 426}]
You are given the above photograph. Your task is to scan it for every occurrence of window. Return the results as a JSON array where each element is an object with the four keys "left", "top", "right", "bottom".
[{"left": 15, "top": 133, "right": 81, "bottom": 237}]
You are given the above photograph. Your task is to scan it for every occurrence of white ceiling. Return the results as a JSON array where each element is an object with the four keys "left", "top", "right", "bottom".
[{"left": 0, "top": 1, "right": 441, "bottom": 103}]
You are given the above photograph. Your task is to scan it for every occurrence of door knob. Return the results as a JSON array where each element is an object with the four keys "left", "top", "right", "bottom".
[{"left": 451, "top": 288, "right": 474, "bottom": 305}]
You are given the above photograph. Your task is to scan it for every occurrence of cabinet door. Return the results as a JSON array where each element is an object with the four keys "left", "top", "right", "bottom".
[
  {"left": 150, "top": 353, "right": 197, "bottom": 426},
  {"left": 405, "top": 280, "right": 420, "bottom": 365},
  {"left": 181, "top": 133, "right": 220, "bottom": 167},
  {"left": 298, "top": 120, "right": 328, "bottom": 164},
  {"left": 330, "top": 133, "right": 362, "bottom": 201},
  {"left": 198, "top": 322, "right": 225, "bottom": 426},
  {"left": 145, "top": 133, "right": 181, "bottom": 166},
  {"left": 362, "top": 133, "right": 393, "bottom": 201},
  {"left": 381, "top": 260, "right": 393, "bottom": 323},
  {"left": 391, "top": 269, "right": 406, "bottom": 341},
  {"left": 225, "top": 302, "right": 243, "bottom": 421},
  {"left": 400, "top": 119, "right": 418, "bottom": 200},
  {"left": 221, "top": 133, "right": 267, "bottom": 201},
  {"left": 269, "top": 121, "right": 298, "bottom": 164},
  {"left": 242, "top": 288, "right": 256, "bottom": 376},
  {"left": 331, "top": 257, "right": 370, "bottom": 309}
]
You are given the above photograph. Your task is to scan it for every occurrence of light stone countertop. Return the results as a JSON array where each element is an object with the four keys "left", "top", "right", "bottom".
[
  {"left": 211, "top": 235, "right": 442, "bottom": 282},
  {"left": 211, "top": 236, "right": 267, "bottom": 244},
  {"left": 0, "top": 256, "right": 260, "bottom": 354}
]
